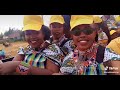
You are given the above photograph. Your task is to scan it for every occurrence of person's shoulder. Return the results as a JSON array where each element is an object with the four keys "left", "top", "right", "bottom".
[
  {"left": 64, "top": 39, "right": 76, "bottom": 48},
  {"left": 63, "top": 51, "right": 73, "bottom": 62},
  {"left": 104, "top": 47, "right": 120, "bottom": 62},
  {"left": 18, "top": 45, "right": 32, "bottom": 55},
  {"left": 42, "top": 44, "right": 63, "bottom": 66},
  {"left": 105, "top": 47, "right": 116, "bottom": 54},
  {"left": 44, "top": 44, "right": 61, "bottom": 53},
  {"left": 64, "top": 39, "right": 73, "bottom": 44},
  {"left": 42, "top": 44, "right": 63, "bottom": 60}
]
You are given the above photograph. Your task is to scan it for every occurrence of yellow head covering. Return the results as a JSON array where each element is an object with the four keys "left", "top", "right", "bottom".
[
  {"left": 115, "top": 15, "right": 120, "bottom": 22},
  {"left": 93, "top": 16, "right": 102, "bottom": 23},
  {"left": 70, "top": 15, "right": 94, "bottom": 31},
  {"left": 50, "top": 15, "right": 65, "bottom": 24},
  {"left": 23, "top": 15, "right": 43, "bottom": 31},
  {"left": 107, "top": 37, "right": 120, "bottom": 54},
  {"left": 110, "top": 30, "right": 117, "bottom": 35}
]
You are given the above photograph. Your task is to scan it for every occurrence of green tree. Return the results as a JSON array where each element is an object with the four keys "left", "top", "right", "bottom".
[
  {"left": 4, "top": 27, "right": 14, "bottom": 36},
  {"left": 0, "top": 33, "right": 3, "bottom": 39}
]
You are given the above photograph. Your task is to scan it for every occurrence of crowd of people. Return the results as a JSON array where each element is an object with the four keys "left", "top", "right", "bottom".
[{"left": 0, "top": 15, "right": 120, "bottom": 75}]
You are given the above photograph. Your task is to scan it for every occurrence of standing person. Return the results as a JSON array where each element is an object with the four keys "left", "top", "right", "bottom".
[
  {"left": 0, "top": 15, "right": 62, "bottom": 75},
  {"left": 49, "top": 15, "right": 76, "bottom": 56},
  {"left": 60, "top": 15, "right": 105, "bottom": 75}
]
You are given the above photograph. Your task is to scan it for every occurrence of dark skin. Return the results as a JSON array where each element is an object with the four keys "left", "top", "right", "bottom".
[
  {"left": 93, "top": 22, "right": 120, "bottom": 75},
  {"left": 104, "top": 61, "right": 120, "bottom": 75},
  {"left": 101, "top": 20, "right": 111, "bottom": 43},
  {"left": 62, "top": 15, "right": 72, "bottom": 39},
  {"left": 0, "top": 30, "right": 59, "bottom": 75},
  {"left": 50, "top": 23, "right": 64, "bottom": 40},
  {"left": 111, "top": 32, "right": 119, "bottom": 40},
  {"left": 52, "top": 24, "right": 97, "bottom": 75},
  {"left": 24, "top": 30, "right": 44, "bottom": 48},
  {"left": 72, "top": 24, "right": 97, "bottom": 51},
  {"left": 64, "top": 23, "right": 72, "bottom": 39}
]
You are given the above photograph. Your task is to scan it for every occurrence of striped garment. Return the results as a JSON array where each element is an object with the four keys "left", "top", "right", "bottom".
[
  {"left": 18, "top": 44, "right": 63, "bottom": 68},
  {"left": 24, "top": 53, "right": 46, "bottom": 68}
]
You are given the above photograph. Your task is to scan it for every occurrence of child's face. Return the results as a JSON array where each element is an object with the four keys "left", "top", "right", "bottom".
[
  {"left": 25, "top": 30, "right": 45, "bottom": 48},
  {"left": 50, "top": 23, "right": 64, "bottom": 40}
]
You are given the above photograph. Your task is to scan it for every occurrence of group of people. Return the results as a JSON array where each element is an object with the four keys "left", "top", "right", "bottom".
[{"left": 0, "top": 15, "right": 120, "bottom": 75}]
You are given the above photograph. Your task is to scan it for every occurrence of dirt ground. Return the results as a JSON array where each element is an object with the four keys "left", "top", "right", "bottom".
[{"left": 0, "top": 41, "right": 28, "bottom": 57}]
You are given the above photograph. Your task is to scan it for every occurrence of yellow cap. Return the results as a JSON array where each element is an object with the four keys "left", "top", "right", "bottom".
[
  {"left": 50, "top": 15, "right": 65, "bottom": 24},
  {"left": 107, "top": 37, "right": 120, "bottom": 54},
  {"left": 115, "top": 16, "right": 120, "bottom": 22},
  {"left": 93, "top": 16, "right": 102, "bottom": 23},
  {"left": 70, "top": 15, "right": 94, "bottom": 31},
  {"left": 110, "top": 30, "right": 116, "bottom": 35},
  {"left": 23, "top": 15, "right": 43, "bottom": 31}
]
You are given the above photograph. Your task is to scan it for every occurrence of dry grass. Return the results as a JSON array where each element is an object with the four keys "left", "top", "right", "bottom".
[{"left": 0, "top": 41, "right": 28, "bottom": 57}]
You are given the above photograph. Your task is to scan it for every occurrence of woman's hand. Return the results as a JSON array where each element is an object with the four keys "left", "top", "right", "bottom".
[{"left": 0, "top": 61, "right": 20, "bottom": 75}]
